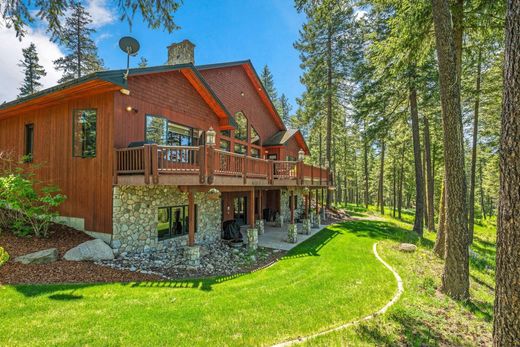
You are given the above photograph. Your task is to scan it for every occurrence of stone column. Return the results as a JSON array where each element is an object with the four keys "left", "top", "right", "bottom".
[
  {"left": 275, "top": 214, "right": 284, "bottom": 228},
  {"left": 287, "top": 224, "right": 298, "bottom": 243},
  {"left": 313, "top": 214, "right": 321, "bottom": 228},
  {"left": 247, "top": 228, "right": 258, "bottom": 250},
  {"left": 301, "top": 219, "right": 311, "bottom": 235},
  {"left": 184, "top": 245, "right": 200, "bottom": 267},
  {"left": 255, "top": 219, "right": 265, "bottom": 235}
]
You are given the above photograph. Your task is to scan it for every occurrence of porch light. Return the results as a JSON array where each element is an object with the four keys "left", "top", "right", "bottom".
[
  {"left": 298, "top": 148, "right": 305, "bottom": 161},
  {"left": 126, "top": 106, "right": 138, "bottom": 113},
  {"left": 206, "top": 127, "right": 216, "bottom": 146}
]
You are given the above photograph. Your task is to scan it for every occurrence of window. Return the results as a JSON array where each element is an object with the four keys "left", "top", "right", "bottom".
[
  {"left": 24, "top": 123, "right": 34, "bottom": 162},
  {"left": 251, "top": 147, "right": 260, "bottom": 158},
  {"left": 157, "top": 205, "right": 197, "bottom": 240},
  {"left": 220, "top": 139, "right": 231, "bottom": 151},
  {"left": 73, "top": 109, "right": 96, "bottom": 157},
  {"left": 145, "top": 114, "right": 199, "bottom": 146},
  {"left": 145, "top": 115, "right": 167, "bottom": 145},
  {"left": 221, "top": 129, "right": 231, "bottom": 137},
  {"left": 234, "top": 112, "right": 248, "bottom": 141},
  {"left": 251, "top": 125, "right": 260, "bottom": 145},
  {"left": 234, "top": 143, "right": 246, "bottom": 155}
]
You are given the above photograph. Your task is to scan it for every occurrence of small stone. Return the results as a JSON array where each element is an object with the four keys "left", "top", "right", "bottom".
[
  {"left": 250, "top": 255, "right": 257, "bottom": 262},
  {"left": 129, "top": 266, "right": 137, "bottom": 272},
  {"left": 399, "top": 243, "right": 417, "bottom": 252}
]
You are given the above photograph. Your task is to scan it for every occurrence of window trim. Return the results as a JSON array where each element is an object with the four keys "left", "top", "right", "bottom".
[{"left": 72, "top": 108, "right": 97, "bottom": 158}]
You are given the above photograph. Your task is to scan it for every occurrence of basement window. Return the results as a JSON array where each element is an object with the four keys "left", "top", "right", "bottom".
[
  {"left": 72, "top": 109, "right": 97, "bottom": 157},
  {"left": 157, "top": 205, "right": 197, "bottom": 240}
]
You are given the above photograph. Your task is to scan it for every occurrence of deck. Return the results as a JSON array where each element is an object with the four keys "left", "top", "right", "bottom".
[{"left": 114, "top": 144, "right": 331, "bottom": 187}]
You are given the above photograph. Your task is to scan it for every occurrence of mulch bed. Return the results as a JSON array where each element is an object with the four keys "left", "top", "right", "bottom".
[{"left": 0, "top": 224, "right": 161, "bottom": 285}]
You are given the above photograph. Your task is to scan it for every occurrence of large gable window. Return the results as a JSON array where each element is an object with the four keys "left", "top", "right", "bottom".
[
  {"left": 73, "top": 109, "right": 97, "bottom": 157},
  {"left": 145, "top": 115, "right": 199, "bottom": 146},
  {"left": 234, "top": 112, "right": 248, "bottom": 141},
  {"left": 251, "top": 125, "right": 260, "bottom": 145}
]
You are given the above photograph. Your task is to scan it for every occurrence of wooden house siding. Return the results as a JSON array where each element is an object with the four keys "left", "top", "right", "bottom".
[
  {"left": 0, "top": 92, "right": 115, "bottom": 234},
  {"left": 114, "top": 71, "right": 222, "bottom": 148},
  {"left": 199, "top": 66, "right": 282, "bottom": 143}
]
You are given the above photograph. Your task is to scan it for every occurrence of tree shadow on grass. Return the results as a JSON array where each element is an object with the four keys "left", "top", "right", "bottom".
[
  {"left": 280, "top": 227, "right": 342, "bottom": 260},
  {"left": 463, "top": 298, "right": 494, "bottom": 322}
]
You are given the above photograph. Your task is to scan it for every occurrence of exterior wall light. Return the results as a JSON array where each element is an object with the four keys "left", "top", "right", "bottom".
[
  {"left": 206, "top": 126, "right": 216, "bottom": 146},
  {"left": 126, "top": 106, "right": 138, "bottom": 113},
  {"left": 298, "top": 148, "right": 305, "bottom": 161}
]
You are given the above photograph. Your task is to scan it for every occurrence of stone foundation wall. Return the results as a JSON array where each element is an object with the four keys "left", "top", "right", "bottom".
[
  {"left": 280, "top": 189, "right": 305, "bottom": 223},
  {"left": 112, "top": 186, "right": 221, "bottom": 253}
]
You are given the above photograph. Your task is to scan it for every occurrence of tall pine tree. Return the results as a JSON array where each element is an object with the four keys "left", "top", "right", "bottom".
[
  {"left": 18, "top": 43, "right": 46, "bottom": 97},
  {"left": 53, "top": 2, "right": 103, "bottom": 83},
  {"left": 278, "top": 94, "right": 292, "bottom": 126},
  {"left": 260, "top": 65, "right": 278, "bottom": 101}
]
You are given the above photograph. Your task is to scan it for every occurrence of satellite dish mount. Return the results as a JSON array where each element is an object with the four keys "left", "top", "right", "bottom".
[{"left": 118, "top": 36, "right": 141, "bottom": 80}]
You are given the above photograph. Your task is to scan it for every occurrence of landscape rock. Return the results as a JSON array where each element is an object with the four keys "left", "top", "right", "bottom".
[
  {"left": 14, "top": 248, "right": 58, "bottom": 265},
  {"left": 64, "top": 239, "right": 114, "bottom": 261},
  {"left": 399, "top": 243, "right": 417, "bottom": 253}
]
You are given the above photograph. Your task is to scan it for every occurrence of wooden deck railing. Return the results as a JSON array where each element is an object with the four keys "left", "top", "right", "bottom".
[{"left": 114, "top": 144, "right": 331, "bottom": 186}]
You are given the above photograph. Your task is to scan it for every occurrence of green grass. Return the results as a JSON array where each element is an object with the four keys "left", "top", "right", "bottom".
[
  {"left": 0, "top": 246, "right": 8, "bottom": 267},
  {"left": 0, "top": 224, "right": 397, "bottom": 347},
  {"left": 304, "top": 203, "right": 495, "bottom": 346}
]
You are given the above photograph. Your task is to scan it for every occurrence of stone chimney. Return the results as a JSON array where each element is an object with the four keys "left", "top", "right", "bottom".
[{"left": 167, "top": 39, "right": 195, "bottom": 65}]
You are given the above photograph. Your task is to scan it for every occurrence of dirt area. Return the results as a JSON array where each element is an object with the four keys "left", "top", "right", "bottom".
[{"left": 0, "top": 224, "right": 161, "bottom": 285}]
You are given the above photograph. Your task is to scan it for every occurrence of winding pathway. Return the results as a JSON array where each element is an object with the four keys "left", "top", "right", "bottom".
[{"left": 273, "top": 241, "right": 404, "bottom": 346}]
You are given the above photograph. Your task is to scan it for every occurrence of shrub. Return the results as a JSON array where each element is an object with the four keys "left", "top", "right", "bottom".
[
  {"left": 0, "top": 246, "right": 8, "bottom": 267},
  {"left": 0, "top": 152, "right": 66, "bottom": 238}
]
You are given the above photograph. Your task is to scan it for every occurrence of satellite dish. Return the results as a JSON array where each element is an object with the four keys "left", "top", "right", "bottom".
[
  {"left": 119, "top": 36, "right": 141, "bottom": 80},
  {"left": 119, "top": 36, "right": 140, "bottom": 56}
]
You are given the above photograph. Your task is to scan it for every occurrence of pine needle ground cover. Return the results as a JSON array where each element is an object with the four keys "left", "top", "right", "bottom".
[{"left": 0, "top": 223, "right": 396, "bottom": 347}]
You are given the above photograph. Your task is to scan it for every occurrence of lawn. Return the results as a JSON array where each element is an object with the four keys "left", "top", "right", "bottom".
[
  {"left": 302, "top": 203, "right": 495, "bottom": 346},
  {"left": 0, "top": 223, "right": 398, "bottom": 347}
]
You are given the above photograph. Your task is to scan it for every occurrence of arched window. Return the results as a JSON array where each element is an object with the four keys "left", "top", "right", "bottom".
[
  {"left": 234, "top": 112, "right": 248, "bottom": 141},
  {"left": 251, "top": 125, "right": 260, "bottom": 145}
]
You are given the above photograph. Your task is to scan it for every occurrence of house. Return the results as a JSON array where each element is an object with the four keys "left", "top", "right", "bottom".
[{"left": 0, "top": 40, "right": 331, "bottom": 257}]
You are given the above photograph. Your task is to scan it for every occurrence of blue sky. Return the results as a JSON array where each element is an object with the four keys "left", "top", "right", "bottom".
[{"left": 0, "top": 0, "right": 306, "bottom": 108}]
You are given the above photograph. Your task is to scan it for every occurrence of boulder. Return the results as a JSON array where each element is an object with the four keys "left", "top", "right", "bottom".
[
  {"left": 399, "top": 243, "right": 417, "bottom": 253},
  {"left": 14, "top": 248, "right": 58, "bottom": 265},
  {"left": 64, "top": 239, "right": 114, "bottom": 261}
]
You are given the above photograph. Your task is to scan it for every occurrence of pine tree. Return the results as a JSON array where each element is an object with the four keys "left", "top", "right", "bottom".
[
  {"left": 53, "top": 2, "right": 103, "bottom": 83},
  {"left": 138, "top": 57, "right": 148, "bottom": 68},
  {"left": 260, "top": 65, "right": 278, "bottom": 101},
  {"left": 278, "top": 94, "right": 292, "bottom": 126},
  {"left": 18, "top": 43, "right": 46, "bottom": 98}
]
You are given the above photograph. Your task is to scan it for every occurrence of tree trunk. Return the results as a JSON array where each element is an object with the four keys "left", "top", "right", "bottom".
[
  {"left": 364, "top": 124, "right": 370, "bottom": 208},
  {"left": 379, "top": 140, "right": 385, "bottom": 214},
  {"left": 393, "top": 155, "right": 397, "bottom": 218},
  {"left": 424, "top": 116, "right": 435, "bottom": 231},
  {"left": 432, "top": 0, "right": 469, "bottom": 301},
  {"left": 468, "top": 48, "right": 482, "bottom": 244},
  {"left": 398, "top": 142, "right": 405, "bottom": 219},
  {"left": 409, "top": 75, "right": 424, "bottom": 237},
  {"left": 434, "top": 178, "right": 447, "bottom": 258},
  {"left": 325, "top": 25, "right": 333, "bottom": 208},
  {"left": 479, "top": 159, "right": 486, "bottom": 220},
  {"left": 493, "top": 1, "right": 520, "bottom": 344}
]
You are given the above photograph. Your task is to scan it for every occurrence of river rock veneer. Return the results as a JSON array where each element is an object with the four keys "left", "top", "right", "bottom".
[{"left": 96, "top": 241, "right": 279, "bottom": 279}]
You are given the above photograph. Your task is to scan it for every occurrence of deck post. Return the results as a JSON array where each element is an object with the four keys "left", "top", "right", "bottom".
[
  {"left": 316, "top": 189, "right": 320, "bottom": 215},
  {"left": 151, "top": 144, "right": 159, "bottom": 184},
  {"left": 207, "top": 146, "right": 214, "bottom": 184},
  {"left": 290, "top": 190, "right": 295, "bottom": 224},
  {"left": 188, "top": 191, "right": 195, "bottom": 246},
  {"left": 248, "top": 189, "right": 255, "bottom": 227},
  {"left": 243, "top": 155, "right": 247, "bottom": 184},
  {"left": 199, "top": 144, "right": 206, "bottom": 184},
  {"left": 144, "top": 144, "right": 150, "bottom": 185}
]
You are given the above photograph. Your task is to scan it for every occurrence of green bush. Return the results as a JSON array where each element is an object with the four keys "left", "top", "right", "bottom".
[
  {"left": 0, "top": 155, "right": 66, "bottom": 238},
  {"left": 0, "top": 246, "right": 8, "bottom": 267}
]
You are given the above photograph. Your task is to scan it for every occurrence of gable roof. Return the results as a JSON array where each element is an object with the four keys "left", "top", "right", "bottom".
[
  {"left": 0, "top": 64, "right": 238, "bottom": 128},
  {"left": 263, "top": 129, "right": 310, "bottom": 154},
  {"left": 197, "top": 60, "right": 287, "bottom": 131}
]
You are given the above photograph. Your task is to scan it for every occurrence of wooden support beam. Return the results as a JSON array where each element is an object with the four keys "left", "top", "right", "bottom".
[
  {"left": 290, "top": 190, "right": 295, "bottom": 224},
  {"left": 144, "top": 144, "right": 150, "bottom": 185},
  {"left": 188, "top": 191, "right": 195, "bottom": 246},
  {"left": 248, "top": 189, "right": 255, "bottom": 227},
  {"left": 316, "top": 189, "right": 320, "bottom": 214}
]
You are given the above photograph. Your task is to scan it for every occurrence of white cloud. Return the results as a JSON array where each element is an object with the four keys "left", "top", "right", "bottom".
[
  {"left": 87, "top": 0, "right": 116, "bottom": 28},
  {"left": 0, "top": 26, "right": 64, "bottom": 103}
]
